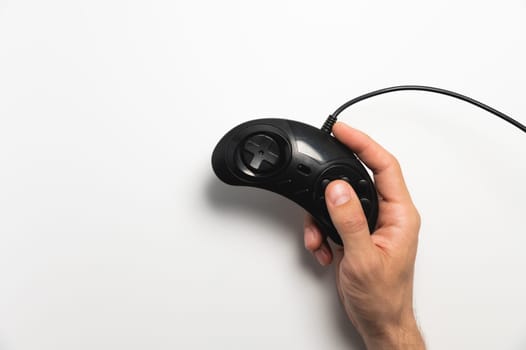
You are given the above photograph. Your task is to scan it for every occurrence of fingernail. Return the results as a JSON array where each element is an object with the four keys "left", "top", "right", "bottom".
[
  {"left": 327, "top": 181, "right": 352, "bottom": 206},
  {"left": 314, "top": 249, "right": 327, "bottom": 266},
  {"left": 304, "top": 226, "right": 316, "bottom": 249},
  {"left": 307, "top": 226, "right": 316, "bottom": 242}
]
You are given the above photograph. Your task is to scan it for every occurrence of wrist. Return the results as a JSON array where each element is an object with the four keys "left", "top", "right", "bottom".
[{"left": 361, "top": 312, "right": 425, "bottom": 350}]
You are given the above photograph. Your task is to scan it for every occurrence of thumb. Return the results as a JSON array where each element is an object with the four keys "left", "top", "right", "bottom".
[{"left": 325, "top": 180, "right": 373, "bottom": 254}]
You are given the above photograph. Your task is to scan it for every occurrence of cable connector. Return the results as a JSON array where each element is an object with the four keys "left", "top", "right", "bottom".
[{"left": 321, "top": 114, "right": 337, "bottom": 134}]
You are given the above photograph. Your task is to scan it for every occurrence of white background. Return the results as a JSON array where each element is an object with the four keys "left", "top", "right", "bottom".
[{"left": 1, "top": 1, "right": 525, "bottom": 349}]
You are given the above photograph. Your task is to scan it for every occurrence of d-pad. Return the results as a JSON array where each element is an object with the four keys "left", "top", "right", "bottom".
[{"left": 241, "top": 134, "right": 281, "bottom": 173}]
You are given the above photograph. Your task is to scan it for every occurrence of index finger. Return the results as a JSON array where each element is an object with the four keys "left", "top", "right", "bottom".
[{"left": 332, "top": 122, "right": 411, "bottom": 203}]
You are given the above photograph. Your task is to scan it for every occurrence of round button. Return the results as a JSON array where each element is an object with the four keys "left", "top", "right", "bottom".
[
  {"left": 340, "top": 176, "right": 351, "bottom": 183},
  {"left": 321, "top": 178, "right": 331, "bottom": 190},
  {"left": 241, "top": 134, "right": 282, "bottom": 173},
  {"left": 358, "top": 179, "right": 369, "bottom": 187},
  {"left": 360, "top": 198, "right": 371, "bottom": 211}
]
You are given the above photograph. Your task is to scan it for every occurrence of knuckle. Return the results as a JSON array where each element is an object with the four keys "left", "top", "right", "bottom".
[
  {"left": 414, "top": 209, "right": 422, "bottom": 229},
  {"left": 387, "top": 152, "right": 401, "bottom": 169},
  {"left": 408, "top": 205, "right": 421, "bottom": 230},
  {"left": 399, "top": 203, "right": 421, "bottom": 232},
  {"left": 376, "top": 150, "right": 401, "bottom": 172}
]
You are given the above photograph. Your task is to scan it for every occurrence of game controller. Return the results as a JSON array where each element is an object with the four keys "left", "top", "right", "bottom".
[
  {"left": 211, "top": 118, "right": 378, "bottom": 245},
  {"left": 211, "top": 86, "right": 525, "bottom": 246}
]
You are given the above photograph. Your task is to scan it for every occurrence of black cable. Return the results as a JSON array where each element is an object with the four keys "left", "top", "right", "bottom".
[{"left": 321, "top": 85, "right": 526, "bottom": 134}]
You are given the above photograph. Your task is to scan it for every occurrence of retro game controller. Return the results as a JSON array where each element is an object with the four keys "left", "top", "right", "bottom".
[{"left": 211, "top": 118, "right": 378, "bottom": 245}]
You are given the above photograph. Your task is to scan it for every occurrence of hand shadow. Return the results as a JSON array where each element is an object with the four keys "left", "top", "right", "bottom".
[{"left": 204, "top": 175, "right": 366, "bottom": 349}]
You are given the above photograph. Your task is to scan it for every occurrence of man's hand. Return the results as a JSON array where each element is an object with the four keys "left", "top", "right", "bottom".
[{"left": 304, "top": 122, "right": 425, "bottom": 349}]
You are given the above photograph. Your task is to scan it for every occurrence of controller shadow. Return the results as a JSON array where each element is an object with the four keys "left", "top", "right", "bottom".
[
  {"left": 204, "top": 176, "right": 366, "bottom": 349},
  {"left": 204, "top": 175, "right": 305, "bottom": 244}
]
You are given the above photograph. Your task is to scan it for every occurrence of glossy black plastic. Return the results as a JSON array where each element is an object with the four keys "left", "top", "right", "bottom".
[{"left": 211, "top": 118, "right": 378, "bottom": 245}]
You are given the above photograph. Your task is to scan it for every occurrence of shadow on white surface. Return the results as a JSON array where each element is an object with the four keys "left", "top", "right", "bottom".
[{"left": 205, "top": 176, "right": 366, "bottom": 349}]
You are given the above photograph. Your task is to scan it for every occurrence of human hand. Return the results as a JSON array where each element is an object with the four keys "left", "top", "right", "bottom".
[{"left": 304, "top": 122, "right": 425, "bottom": 349}]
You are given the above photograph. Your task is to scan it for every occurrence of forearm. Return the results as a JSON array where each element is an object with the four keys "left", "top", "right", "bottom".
[{"left": 362, "top": 315, "right": 425, "bottom": 350}]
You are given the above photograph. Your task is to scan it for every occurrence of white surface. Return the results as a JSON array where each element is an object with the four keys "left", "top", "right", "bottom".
[{"left": 1, "top": 1, "right": 525, "bottom": 349}]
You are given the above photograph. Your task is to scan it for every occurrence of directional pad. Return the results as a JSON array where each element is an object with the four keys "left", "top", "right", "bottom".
[{"left": 241, "top": 134, "right": 281, "bottom": 173}]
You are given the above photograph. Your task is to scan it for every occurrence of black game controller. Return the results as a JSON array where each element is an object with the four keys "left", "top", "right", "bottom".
[
  {"left": 211, "top": 118, "right": 378, "bottom": 245},
  {"left": 211, "top": 86, "right": 526, "bottom": 246}
]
